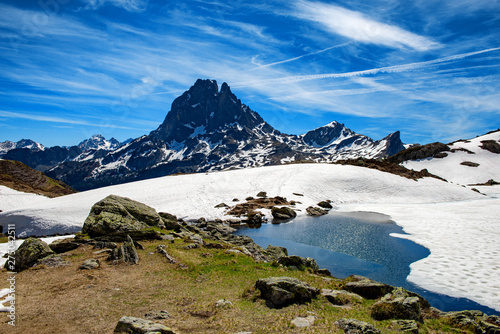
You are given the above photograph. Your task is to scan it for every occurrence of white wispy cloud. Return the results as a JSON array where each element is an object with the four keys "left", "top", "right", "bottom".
[
  {"left": 238, "top": 47, "right": 500, "bottom": 87},
  {"left": 252, "top": 42, "right": 353, "bottom": 70},
  {"left": 292, "top": 0, "right": 440, "bottom": 51},
  {"left": 0, "top": 110, "right": 143, "bottom": 130},
  {"left": 82, "top": 0, "right": 148, "bottom": 12}
]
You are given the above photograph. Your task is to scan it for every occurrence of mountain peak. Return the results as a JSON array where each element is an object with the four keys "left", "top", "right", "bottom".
[{"left": 152, "top": 79, "right": 267, "bottom": 142}]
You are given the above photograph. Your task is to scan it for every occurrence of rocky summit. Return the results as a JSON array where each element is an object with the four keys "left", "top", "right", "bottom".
[{"left": 11, "top": 79, "right": 404, "bottom": 191}]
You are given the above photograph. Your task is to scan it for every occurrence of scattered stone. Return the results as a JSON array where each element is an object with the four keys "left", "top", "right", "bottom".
[
  {"left": 188, "top": 234, "right": 204, "bottom": 244},
  {"left": 371, "top": 287, "right": 430, "bottom": 321},
  {"left": 322, "top": 289, "right": 363, "bottom": 306},
  {"left": 94, "top": 241, "right": 118, "bottom": 249},
  {"left": 80, "top": 259, "right": 100, "bottom": 270},
  {"left": 316, "top": 268, "right": 332, "bottom": 276},
  {"left": 265, "top": 245, "right": 288, "bottom": 261},
  {"left": 232, "top": 198, "right": 239, "bottom": 202},
  {"left": 293, "top": 193, "right": 304, "bottom": 196},
  {"left": 93, "top": 249, "right": 113, "bottom": 255},
  {"left": 442, "top": 310, "right": 500, "bottom": 333},
  {"left": 207, "top": 229, "right": 269, "bottom": 262},
  {"left": 317, "top": 201, "right": 333, "bottom": 209},
  {"left": 390, "top": 320, "right": 419, "bottom": 333},
  {"left": 255, "top": 277, "right": 319, "bottom": 308},
  {"left": 275, "top": 255, "right": 319, "bottom": 272},
  {"left": 49, "top": 238, "right": 80, "bottom": 253},
  {"left": 156, "top": 245, "right": 179, "bottom": 264},
  {"left": 256, "top": 191, "right": 267, "bottom": 198},
  {"left": 145, "top": 310, "right": 170, "bottom": 320},
  {"left": 461, "top": 161, "right": 480, "bottom": 167},
  {"left": 291, "top": 315, "right": 316, "bottom": 328},
  {"left": 160, "top": 234, "right": 175, "bottom": 243},
  {"left": 343, "top": 276, "right": 393, "bottom": 299},
  {"left": 82, "top": 195, "right": 164, "bottom": 241},
  {"left": 245, "top": 196, "right": 254, "bottom": 201},
  {"left": 335, "top": 318, "right": 381, "bottom": 334},
  {"left": 306, "top": 206, "right": 328, "bottom": 216},
  {"left": 34, "top": 254, "right": 70, "bottom": 268},
  {"left": 12, "top": 237, "right": 55, "bottom": 272},
  {"left": 271, "top": 207, "right": 297, "bottom": 220},
  {"left": 183, "top": 243, "right": 200, "bottom": 250},
  {"left": 215, "top": 299, "right": 233, "bottom": 309},
  {"left": 108, "top": 235, "right": 139, "bottom": 264},
  {"left": 214, "top": 203, "right": 229, "bottom": 208},
  {"left": 114, "top": 316, "right": 176, "bottom": 334}
]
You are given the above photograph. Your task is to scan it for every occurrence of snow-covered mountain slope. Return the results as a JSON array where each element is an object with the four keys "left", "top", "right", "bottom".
[
  {"left": 0, "top": 139, "right": 44, "bottom": 157},
  {"left": 77, "top": 134, "right": 121, "bottom": 151},
  {"left": 0, "top": 163, "right": 498, "bottom": 311},
  {"left": 46, "top": 79, "right": 405, "bottom": 190},
  {"left": 3, "top": 134, "right": 125, "bottom": 172},
  {"left": 401, "top": 130, "right": 500, "bottom": 185},
  {"left": 0, "top": 185, "right": 49, "bottom": 212}
]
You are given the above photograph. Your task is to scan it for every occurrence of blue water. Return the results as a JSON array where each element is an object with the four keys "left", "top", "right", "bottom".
[{"left": 234, "top": 212, "right": 500, "bottom": 315}]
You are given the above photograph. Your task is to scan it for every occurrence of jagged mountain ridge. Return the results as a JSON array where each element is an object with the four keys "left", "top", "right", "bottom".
[
  {"left": 44, "top": 79, "right": 405, "bottom": 190},
  {"left": 0, "top": 139, "right": 45, "bottom": 157},
  {"left": 2, "top": 135, "right": 126, "bottom": 172}
]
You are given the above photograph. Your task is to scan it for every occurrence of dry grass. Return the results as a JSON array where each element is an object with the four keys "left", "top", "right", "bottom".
[{"left": 0, "top": 238, "right": 473, "bottom": 333}]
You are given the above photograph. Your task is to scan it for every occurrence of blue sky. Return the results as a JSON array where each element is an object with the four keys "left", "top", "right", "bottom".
[{"left": 0, "top": 0, "right": 499, "bottom": 147}]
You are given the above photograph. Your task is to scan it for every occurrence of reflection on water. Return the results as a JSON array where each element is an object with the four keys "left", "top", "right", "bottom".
[{"left": 234, "top": 212, "right": 500, "bottom": 315}]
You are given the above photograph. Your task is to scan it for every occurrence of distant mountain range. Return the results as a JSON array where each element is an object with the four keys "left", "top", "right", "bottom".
[{"left": 2, "top": 79, "right": 406, "bottom": 190}]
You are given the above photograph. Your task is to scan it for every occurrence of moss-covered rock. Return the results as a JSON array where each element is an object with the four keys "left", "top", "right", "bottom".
[
  {"left": 82, "top": 195, "right": 164, "bottom": 240},
  {"left": 255, "top": 276, "right": 319, "bottom": 308},
  {"left": 343, "top": 276, "right": 393, "bottom": 299},
  {"left": 265, "top": 245, "right": 288, "bottom": 261},
  {"left": 13, "top": 237, "right": 55, "bottom": 272},
  {"left": 335, "top": 318, "right": 381, "bottom": 333},
  {"left": 275, "top": 255, "right": 319, "bottom": 272}
]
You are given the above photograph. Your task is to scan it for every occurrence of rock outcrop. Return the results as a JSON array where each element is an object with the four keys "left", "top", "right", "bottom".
[
  {"left": 371, "top": 287, "right": 430, "bottom": 321},
  {"left": 114, "top": 316, "right": 176, "bottom": 334},
  {"left": 13, "top": 237, "right": 55, "bottom": 272},
  {"left": 275, "top": 255, "right": 319, "bottom": 272},
  {"left": 108, "top": 235, "right": 139, "bottom": 264},
  {"left": 255, "top": 277, "right": 319, "bottom": 308},
  {"left": 306, "top": 206, "right": 328, "bottom": 216},
  {"left": 82, "top": 195, "right": 163, "bottom": 241},
  {"left": 343, "top": 275, "right": 393, "bottom": 299},
  {"left": 271, "top": 207, "right": 297, "bottom": 220},
  {"left": 321, "top": 289, "right": 363, "bottom": 306},
  {"left": 335, "top": 318, "right": 380, "bottom": 334}
]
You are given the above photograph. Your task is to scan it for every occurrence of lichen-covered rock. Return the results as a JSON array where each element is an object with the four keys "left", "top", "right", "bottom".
[
  {"left": 291, "top": 315, "right": 315, "bottom": 328},
  {"left": 49, "top": 238, "right": 80, "bottom": 254},
  {"left": 271, "top": 207, "right": 297, "bottom": 220},
  {"left": 306, "top": 206, "right": 328, "bottom": 216},
  {"left": 13, "top": 237, "right": 55, "bottom": 272},
  {"left": 335, "top": 318, "right": 381, "bottom": 334},
  {"left": 321, "top": 289, "right": 363, "bottom": 306},
  {"left": 443, "top": 310, "right": 500, "bottom": 333},
  {"left": 343, "top": 276, "right": 393, "bottom": 299},
  {"left": 80, "top": 259, "right": 100, "bottom": 270},
  {"left": 108, "top": 235, "right": 139, "bottom": 264},
  {"left": 159, "top": 212, "right": 180, "bottom": 231},
  {"left": 275, "top": 255, "right": 319, "bottom": 272},
  {"left": 82, "top": 195, "right": 164, "bottom": 240},
  {"left": 34, "top": 254, "right": 70, "bottom": 268},
  {"left": 114, "top": 316, "right": 176, "bottom": 333},
  {"left": 390, "top": 320, "right": 419, "bottom": 333},
  {"left": 255, "top": 277, "right": 319, "bottom": 308},
  {"left": 371, "top": 287, "right": 430, "bottom": 321},
  {"left": 265, "top": 245, "right": 288, "bottom": 261}
]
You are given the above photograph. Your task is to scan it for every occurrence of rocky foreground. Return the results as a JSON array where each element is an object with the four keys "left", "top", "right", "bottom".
[{"left": 4, "top": 195, "right": 500, "bottom": 333}]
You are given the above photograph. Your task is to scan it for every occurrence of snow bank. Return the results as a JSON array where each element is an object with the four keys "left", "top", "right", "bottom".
[
  {"left": 403, "top": 131, "right": 500, "bottom": 186},
  {"left": 0, "top": 163, "right": 498, "bottom": 311},
  {"left": 0, "top": 186, "right": 50, "bottom": 212}
]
